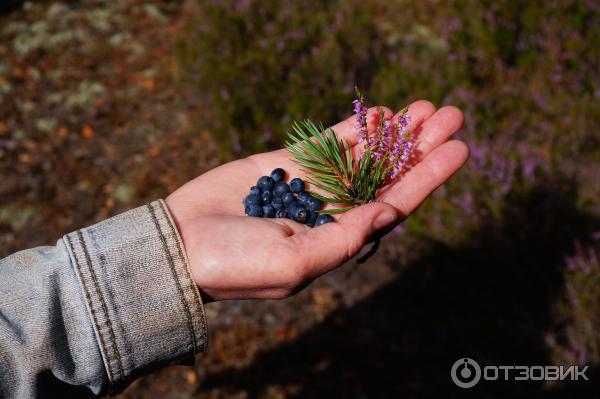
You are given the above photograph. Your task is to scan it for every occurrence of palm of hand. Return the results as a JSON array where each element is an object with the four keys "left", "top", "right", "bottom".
[{"left": 166, "top": 101, "right": 468, "bottom": 302}]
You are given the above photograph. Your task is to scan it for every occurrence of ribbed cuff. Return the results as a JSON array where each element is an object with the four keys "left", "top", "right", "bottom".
[{"left": 63, "top": 199, "right": 207, "bottom": 393}]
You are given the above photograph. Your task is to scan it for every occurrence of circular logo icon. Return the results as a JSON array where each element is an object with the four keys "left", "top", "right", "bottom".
[{"left": 451, "top": 358, "right": 481, "bottom": 388}]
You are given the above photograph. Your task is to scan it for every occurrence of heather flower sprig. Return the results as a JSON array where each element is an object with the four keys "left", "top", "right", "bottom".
[
  {"left": 355, "top": 91, "right": 413, "bottom": 180},
  {"left": 353, "top": 90, "right": 369, "bottom": 145},
  {"left": 285, "top": 89, "right": 413, "bottom": 214}
]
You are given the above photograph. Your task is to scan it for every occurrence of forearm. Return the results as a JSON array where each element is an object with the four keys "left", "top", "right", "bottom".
[
  {"left": 0, "top": 240, "right": 105, "bottom": 397},
  {"left": 0, "top": 200, "right": 208, "bottom": 397}
]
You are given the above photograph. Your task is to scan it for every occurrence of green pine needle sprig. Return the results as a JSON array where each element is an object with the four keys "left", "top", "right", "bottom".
[{"left": 285, "top": 120, "right": 386, "bottom": 214}]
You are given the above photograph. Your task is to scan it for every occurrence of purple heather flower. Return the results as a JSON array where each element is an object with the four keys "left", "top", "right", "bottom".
[
  {"left": 393, "top": 224, "right": 406, "bottom": 235},
  {"left": 352, "top": 95, "right": 369, "bottom": 145},
  {"left": 566, "top": 257, "right": 577, "bottom": 272},
  {"left": 352, "top": 91, "right": 414, "bottom": 180},
  {"left": 397, "top": 113, "right": 411, "bottom": 130}
]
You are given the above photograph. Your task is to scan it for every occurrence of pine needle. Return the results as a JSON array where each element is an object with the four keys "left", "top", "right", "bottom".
[{"left": 285, "top": 120, "right": 384, "bottom": 213}]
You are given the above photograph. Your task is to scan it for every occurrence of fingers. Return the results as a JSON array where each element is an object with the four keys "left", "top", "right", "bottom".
[
  {"left": 380, "top": 140, "right": 469, "bottom": 215},
  {"left": 264, "top": 99, "right": 440, "bottom": 166},
  {"left": 404, "top": 105, "right": 464, "bottom": 161},
  {"left": 393, "top": 99, "right": 437, "bottom": 135},
  {"left": 288, "top": 202, "right": 399, "bottom": 277},
  {"left": 330, "top": 105, "right": 393, "bottom": 145},
  {"left": 332, "top": 100, "right": 437, "bottom": 147},
  {"left": 287, "top": 139, "right": 468, "bottom": 278}
]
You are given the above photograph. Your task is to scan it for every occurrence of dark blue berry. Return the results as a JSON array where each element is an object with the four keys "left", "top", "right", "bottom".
[
  {"left": 243, "top": 194, "right": 262, "bottom": 207},
  {"left": 245, "top": 204, "right": 263, "bottom": 217},
  {"left": 315, "top": 214, "right": 335, "bottom": 226},
  {"left": 261, "top": 190, "right": 274, "bottom": 203},
  {"left": 257, "top": 176, "right": 274, "bottom": 191},
  {"left": 288, "top": 200, "right": 303, "bottom": 210},
  {"left": 297, "top": 191, "right": 310, "bottom": 204},
  {"left": 307, "top": 211, "right": 319, "bottom": 227},
  {"left": 271, "top": 195, "right": 282, "bottom": 204},
  {"left": 270, "top": 168, "right": 286, "bottom": 183},
  {"left": 271, "top": 198, "right": 283, "bottom": 211},
  {"left": 305, "top": 196, "right": 323, "bottom": 211},
  {"left": 249, "top": 186, "right": 261, "bottom": 195},
  {"left": 273, "top": 181, "right": 291, "bottom": 197},
  {"left": 288, "top": 203, "right": 310, "bottom": 223},
  {"left": 271, "top": 195, "right": 283, "bottom": 205},
  {"left": 282, "top": 192, "right": 296, "bottom": 205},
  {"left": 262, "top": 204, "right": 276, "bottom": 218},
  {"left": 276, "top": 209, "right": 288, "bottom": 218},
  {"left": 290, "top": 178, "right": 305, "bottom": 193}
]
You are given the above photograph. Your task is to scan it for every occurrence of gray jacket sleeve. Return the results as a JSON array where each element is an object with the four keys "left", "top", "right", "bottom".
[{"left": 0, "top": 200, "right": 208, "bottom": 398}]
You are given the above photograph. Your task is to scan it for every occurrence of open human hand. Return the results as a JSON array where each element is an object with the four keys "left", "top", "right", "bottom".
[{"left": 165, "top": 100, "right": 468, "bottom": 302}]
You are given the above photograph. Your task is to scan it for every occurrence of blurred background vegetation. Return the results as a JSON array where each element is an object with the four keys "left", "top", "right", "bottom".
[{"left": 1, "top": 0, "right": 599, "bottom": 397}]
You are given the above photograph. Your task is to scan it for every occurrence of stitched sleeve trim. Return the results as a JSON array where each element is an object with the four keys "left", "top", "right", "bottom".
[
  {"left": 155, "top": 199, "right": 208, "bottom": 352},
  {"left": 62, "top": 200, "right": 208, "bottom": 392},
  {"left": 147, "top": 203, "right": 197, "bottom": 352},
  {"left": 64, "top": 233, "right": 124, "bottom": 384}
]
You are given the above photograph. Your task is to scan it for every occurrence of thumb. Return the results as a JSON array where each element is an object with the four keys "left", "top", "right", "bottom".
[{"left": 292, "top": 202, "right": 399, "bottom": 277}]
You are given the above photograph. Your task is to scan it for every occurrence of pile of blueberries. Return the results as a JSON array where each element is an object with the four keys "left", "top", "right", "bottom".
[{"left": 243, "top": 168, "right": 335, "bottom": 227}]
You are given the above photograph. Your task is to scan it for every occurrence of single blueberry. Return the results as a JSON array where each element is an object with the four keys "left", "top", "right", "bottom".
[
  {"left": 289, "top": 178, "right": 305, "bottom": 193},
  {"left": 288, "top": 200, "right": 302, "bottom": 210},
  {"left": 249, "top": 186, "right": 261, "bottom": 195},
  {"left": 272, "top": 196, "right": 283, "bottom": 208},
  {"left": 307, "top": 211, "right": 319, "bottom": 227},
  {"left": 315, "top": 214, "right": 335, "bottom": 226},
  {"left": 276, "top": 209, "right": 288, "bottom": 218},
  {"left": 245, "top": 204, "right": 263, "bottom": 217},
  {"left": 261, "top": 190, "right": 274, "bottom": 203},
  {"left": 257, "top": 176, "right": 274, "bottom": 191},
  {"left": 282, "top": 192, "right": 296, "bottom": 205},
  {"left": 297, "top": 191, "right": 310, "bottom": 204},
  {"left": 262, "top": 204, "right": 276, "bottom": 218},
  {"left": 305, "top": 195, "right": 324, "bottom": 211},
  {"left": 270, "top": 168, "right": 286, "bottom": 183},
  {"left": 243, "top": 194, "right": 262, "bottom": 207},
  {"left": 273, "top": 181, "right": 291, "bottom": 197},
  {"left": 288, "top": 203, "right": 310, "bottom": 224},
  {"left": 272, "top": 201, "right": 283, "bottom": 211}
]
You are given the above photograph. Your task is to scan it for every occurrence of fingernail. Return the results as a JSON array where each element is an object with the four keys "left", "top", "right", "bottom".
[{"left": 373, "top": 210, "right": 397, "bottom": 230}]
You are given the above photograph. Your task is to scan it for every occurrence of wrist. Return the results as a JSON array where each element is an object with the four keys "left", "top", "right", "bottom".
[{"left": 163, "top": 196, "right": 216, "bottom": 302}]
